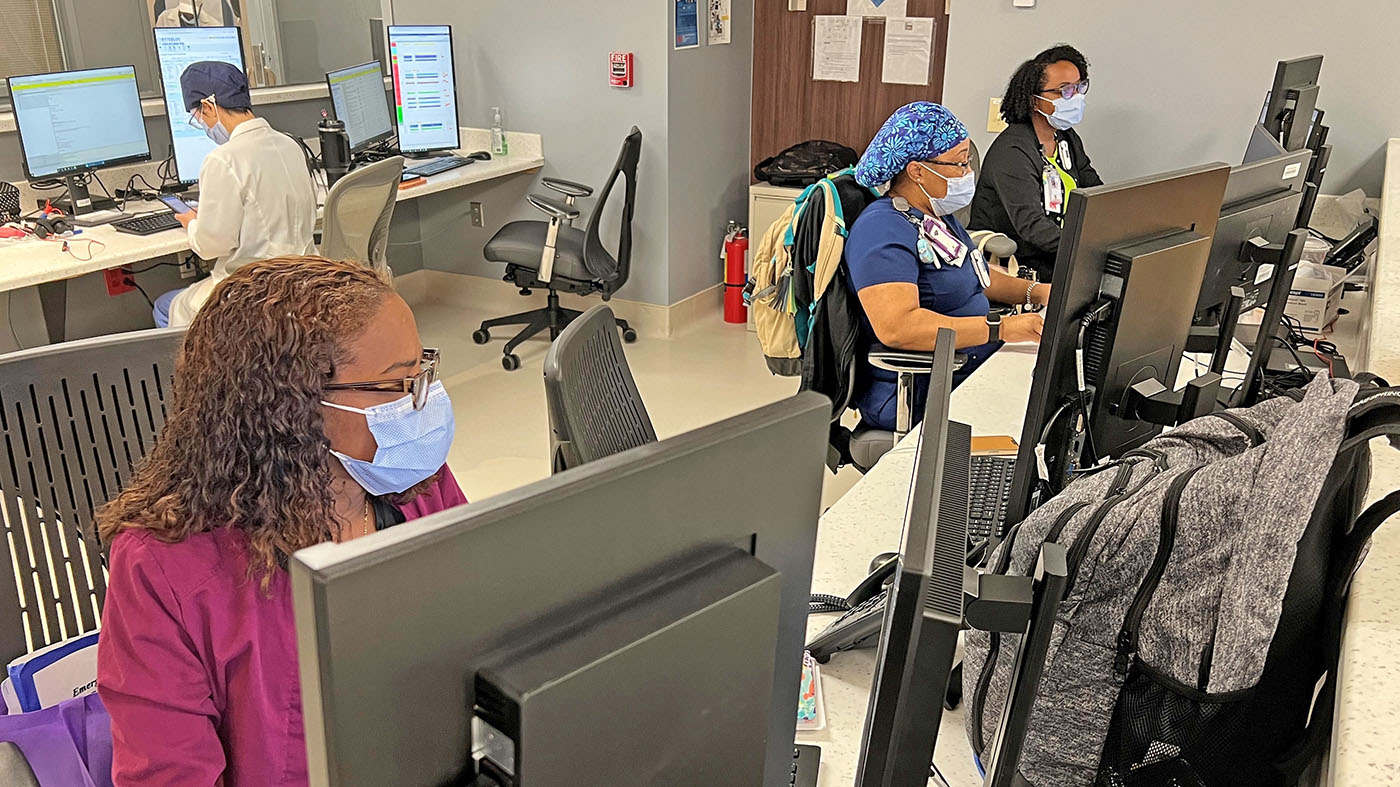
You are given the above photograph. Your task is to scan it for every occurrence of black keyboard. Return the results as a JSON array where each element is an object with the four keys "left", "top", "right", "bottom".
[
  {"left": 112, "top": 213, "right": 182, "bottom": 236},
  {"left": 792, "top": 744, "right": 820, "bottom": 787},
  {"left": 402, "top": 156, "right": 473, "bottom": 180},
  {"left": 970, "top": 454, "right": 1017, "bottom": 543}
]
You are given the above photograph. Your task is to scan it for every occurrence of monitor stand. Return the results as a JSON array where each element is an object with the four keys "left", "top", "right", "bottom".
[{"left": 42, "top": 174, "right": 116, "bottom": 216}]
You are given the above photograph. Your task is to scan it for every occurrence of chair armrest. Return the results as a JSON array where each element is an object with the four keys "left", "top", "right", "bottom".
[
  {"left": 527, "top": 193, "right": 582, "bottom": 221},
  {"left": 983, "top": 233, "right": 1018, "bottom": 260},
  {"left": 541, "top": 177, "right": 594, "bottom": 199},
  {"left": 868, "top": 343, "right": 968, "bottom": 374}
]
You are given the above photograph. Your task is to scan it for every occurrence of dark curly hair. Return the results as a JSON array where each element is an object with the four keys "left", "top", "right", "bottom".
[
  {"left": 96, "top": 256, "right": 402, "bottom": 586},
  {"left": 1000, "top": 44, "right": 1090, "bottom": 125}
]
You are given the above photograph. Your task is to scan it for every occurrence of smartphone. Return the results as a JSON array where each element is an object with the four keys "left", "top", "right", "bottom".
[{"left": 157, "top": 194, "right": 193, "bottom": 214}]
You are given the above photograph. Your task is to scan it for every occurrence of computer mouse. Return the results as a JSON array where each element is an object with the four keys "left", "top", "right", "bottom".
[{"left": 466, "top": 151, "right": 492, "bottom": 162}]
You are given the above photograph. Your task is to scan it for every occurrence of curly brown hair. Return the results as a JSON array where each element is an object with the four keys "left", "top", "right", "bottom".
[{"left": 96, "top": 256, "right": 398, "bottom": 584}]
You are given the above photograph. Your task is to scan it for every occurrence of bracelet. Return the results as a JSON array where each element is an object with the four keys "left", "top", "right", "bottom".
[{"left": 1025, "top": 282, "right": 1037, "bottom": 310}]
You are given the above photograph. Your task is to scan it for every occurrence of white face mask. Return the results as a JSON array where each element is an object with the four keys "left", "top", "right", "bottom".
[
  {"left": 915, "top": 162, "right": 976, "bottom": 217},
  {"left": 1038, "top": 93, "right": 1086, "bottom": 131}
]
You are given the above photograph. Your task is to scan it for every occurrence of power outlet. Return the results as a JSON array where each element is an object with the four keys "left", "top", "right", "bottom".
[
  {"left": 104, "top": 268, "right": 135, "bottom": 296},
  {"left": 470, "top": 202, "right": 485, "bottom": 228},
  {"left": 179, "top": 257, "right": 198, "bottom": 279},
  {"left": 987, "top": 97, "right": 1008, "bottom": 134}
]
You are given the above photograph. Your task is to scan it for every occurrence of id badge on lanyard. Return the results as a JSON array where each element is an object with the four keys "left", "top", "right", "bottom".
[{"left": 1042, "top": 162, "right": 1065, "bottom": 218}]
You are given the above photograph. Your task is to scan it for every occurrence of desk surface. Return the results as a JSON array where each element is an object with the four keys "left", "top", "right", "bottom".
[
  {"left": 798, "top": 337, "right": 1349, "bottom": 786},
  {"left": 0, "top": 129, "right": 544, "bottom": 293},
  {"left": 801, "top": 344, "right": 1039, "bottom": 786}
]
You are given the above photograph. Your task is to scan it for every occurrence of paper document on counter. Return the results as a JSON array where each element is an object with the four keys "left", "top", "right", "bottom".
[
  {"left": 882, "top": 17, "right": 935, "bottom": 85},
  {"left": 812, "top": 15, "right": 863, "bottom": 83}
]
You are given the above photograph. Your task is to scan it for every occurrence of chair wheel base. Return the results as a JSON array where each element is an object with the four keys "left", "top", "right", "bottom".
[
  {"left": 502, "top": 354, "right": 521, "bottom": 371},
  {"left": 472, "top": 329, "right": 490, "bottom": 345},
  {"left": 621, "top": 328, "right": 638, "bottom": 344}
]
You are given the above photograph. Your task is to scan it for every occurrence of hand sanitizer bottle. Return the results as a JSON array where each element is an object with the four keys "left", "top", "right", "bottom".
[{"left": 491, "top": 107, "right": 508, "bottom": 156}]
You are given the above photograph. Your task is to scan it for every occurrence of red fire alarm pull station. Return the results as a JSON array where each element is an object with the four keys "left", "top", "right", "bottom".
[{"left": 609, "top": 52, "right": 634, "bottom": 88}]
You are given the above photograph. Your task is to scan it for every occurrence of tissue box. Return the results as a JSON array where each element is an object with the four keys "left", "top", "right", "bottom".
[{"left": 1285, "top": 263, "right": 1345, "bottom": 336}]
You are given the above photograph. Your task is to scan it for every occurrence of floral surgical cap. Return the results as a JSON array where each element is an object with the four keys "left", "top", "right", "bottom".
[{"left": 854, "top": 101, "right": 970, "bottom": 188}]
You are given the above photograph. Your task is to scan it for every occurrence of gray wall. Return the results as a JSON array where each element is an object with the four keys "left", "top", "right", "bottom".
[
  {"left": 943, "top": 0, "right": 1400, "bottom": 196},
  {"left": 667, "top": 0, "right": 754, "bottom": 304},
  {"left": 397, "top": 0, "right": 753, "bottom": 306},
  {"left": 395, "top": 0, "right": 673, "bottom": 304}
]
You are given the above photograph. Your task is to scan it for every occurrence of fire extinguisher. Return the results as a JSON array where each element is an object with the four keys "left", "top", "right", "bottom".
[{"left": 723, "top": 223, "right": 749, "bottom": 324}]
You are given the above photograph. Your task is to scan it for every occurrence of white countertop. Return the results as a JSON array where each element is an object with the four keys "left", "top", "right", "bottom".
[
  {"left": 804, "top": 333, "right": 1384, "bottom": 786},
  {"left": 0, "top": 129, "right": 543, "bottom": 293},
  {"left": 800, "top": 345, "right": 1038, "bottom": 787},
  {"left": 1330, "top": 138, "right": 1400, "bottom": 786}
]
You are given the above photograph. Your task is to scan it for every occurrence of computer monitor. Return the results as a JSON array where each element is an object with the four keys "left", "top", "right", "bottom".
[
  {"left": 153, "top": 26, "right": 246, "bottom": 184},
  {"left": 1005, "top": 165, "right": 1230, "bottom": 525},
  {"left": 326, "top": 61, "right": 395, "bottom": 153},
  {"left": 1189, "top": 149, "right": 1311, "bottom": 356},
  {"left": 387, "top": 25, "right": 461, "bottom": 155},
  {"left": 855, "top": 328, "right": 971, "bottom": 786},
  {"left": 1260, "top": 56, "right": 1323, "bottom": 153},
  {"left": 292, "top": 394, "right": 830, "bottom": 787},
  {"left": 7, "top": 65, "right": 151, "bottom": 214}
]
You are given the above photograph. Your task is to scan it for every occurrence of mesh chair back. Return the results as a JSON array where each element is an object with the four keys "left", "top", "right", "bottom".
[
  {"left": 0, "top": 328, "right": 184, "bottom": 663},
  {"left": 320, "top": 156, "right": 405, "bottom": 273},
  {"left": 583, "top": 127, "right": 642, "bottom": 294},
  {"left": 542, "top": 305, "right": 656, "bottom": 472},
  {"left": 953, "top": 138, "right": 983, "bottom": 227}
]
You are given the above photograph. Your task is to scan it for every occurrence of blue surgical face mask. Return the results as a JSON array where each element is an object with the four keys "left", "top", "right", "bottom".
[
  {"left": 916, "top": 163, "right": 976, "bottom": 217},
  {"left": 321, "top": 380, "right": 456, "bottom": 496},
  {"left": 191, "top": 99, "right": 232, "bottom": 145},
  {"left": 1039, "top": 93, "right": 1086, "bottom": 131}
]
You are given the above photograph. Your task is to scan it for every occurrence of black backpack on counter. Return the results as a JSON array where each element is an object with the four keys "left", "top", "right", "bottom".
[
  {"left": 754, "top": 140, "right": 859, "bottom": 188},
  {"left": 965, "top": 373, "right": 1400, "bottom": 787}
]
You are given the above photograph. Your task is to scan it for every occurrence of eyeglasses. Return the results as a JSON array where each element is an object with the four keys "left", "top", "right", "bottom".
[
  {"left": 188, "top": 96, "right": 216, "bottom": 131},
  {"left": 1041, "top": 80, "right": 1090, "bottom": 100},
  {"left": 324, "top": 348, "right": 441, "bottom": 411},
  {"left": 927, "top": 158, "right": 973, "bottom": 173}
]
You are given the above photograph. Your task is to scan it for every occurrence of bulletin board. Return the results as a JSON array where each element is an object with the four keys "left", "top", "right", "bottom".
[{"left": 751, "top": 0, "right": 950, "bottom": 180}]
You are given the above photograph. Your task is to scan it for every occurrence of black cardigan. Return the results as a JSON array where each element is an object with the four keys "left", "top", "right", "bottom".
[{"left": 969, "top": 122, "right": 1102, "bottom": 279}]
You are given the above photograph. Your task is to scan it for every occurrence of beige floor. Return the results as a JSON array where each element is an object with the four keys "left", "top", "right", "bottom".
[{"left": 417, "top": 298, "right": 865, "bottom": 506}]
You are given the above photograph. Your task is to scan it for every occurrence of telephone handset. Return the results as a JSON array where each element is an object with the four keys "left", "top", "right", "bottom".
[{"left": 846, "top": 552, "right": 898, "bottom": 607}]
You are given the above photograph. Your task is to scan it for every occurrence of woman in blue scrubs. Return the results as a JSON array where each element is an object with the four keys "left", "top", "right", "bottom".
[{"left": 847, "top": 102, "right": 1051, "bottom": 431}]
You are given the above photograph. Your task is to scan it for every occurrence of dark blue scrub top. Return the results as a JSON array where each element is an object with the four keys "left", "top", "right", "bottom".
[{"left": 845, "top": 198, "right": 999, "bottom": 431}]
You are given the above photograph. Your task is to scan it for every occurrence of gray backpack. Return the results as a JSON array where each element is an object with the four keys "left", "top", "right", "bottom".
[{"left": 965, "top": 373, "right": 1400, "bottom": 786}]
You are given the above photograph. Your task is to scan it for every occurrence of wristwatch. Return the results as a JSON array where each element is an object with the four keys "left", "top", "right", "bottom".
[{"left": 986, "top": 312, "right": 1002, "bottom": 344}]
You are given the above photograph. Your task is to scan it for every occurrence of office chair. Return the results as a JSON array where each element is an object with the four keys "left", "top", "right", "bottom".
[
  {"left": 542, "top": 304, "right": 657, "bottom": 472},
  {"left": 474, "top": 127, "right": 642, "bottom": 371},
  {"left": 320, "top": 156, "right": 405, "bottom": 275},
  {"left": 0, "top": 328, "right": 184, "bottom": 664}
]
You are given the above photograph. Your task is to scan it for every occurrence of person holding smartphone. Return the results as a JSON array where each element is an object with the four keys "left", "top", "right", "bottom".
[{"left": 152, "top": 61, "right": 317, "bottom": 328}]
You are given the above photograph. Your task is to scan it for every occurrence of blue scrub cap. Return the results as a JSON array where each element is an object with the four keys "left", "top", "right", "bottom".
[
  {"left": 855, "top": 102, "right": 969, "bottom": 188},
  {"left": 180, "top": 61, "right": 252, "bottom": 112}
]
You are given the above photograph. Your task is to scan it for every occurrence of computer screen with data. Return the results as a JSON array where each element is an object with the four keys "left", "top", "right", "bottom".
[
  {"left": 154, "top": 26, "right": 245, "bottom": 183},
  {"left": 8, "top": 66, "right": 151, "bottom": 181},
  {"left": 327, "top": 61, "right": 395, "bottom": 152},
  {"left": 387, "top": 25, "right": 460, "bottom": 154}
]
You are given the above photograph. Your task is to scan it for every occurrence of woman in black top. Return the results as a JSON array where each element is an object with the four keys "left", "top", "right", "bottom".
[{"left": 970, "top": 44, "right": 1103, "bottom": 280}]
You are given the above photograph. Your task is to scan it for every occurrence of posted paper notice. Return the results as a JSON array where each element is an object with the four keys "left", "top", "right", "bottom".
[
  {"left": 882, "top": 17, "right": 934, "bottom": 85},
  {"left": 675, "top": 0, "right": 700, "bottom": 49},
  {"left": 812, "top": 15, "right": 863, "bottom": 83},
  {"left": 708, "top": 0, "right": 732, "bottom": 45},
  {"left": 847, "top": 0, "right": 908, "bottom": 18}
]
